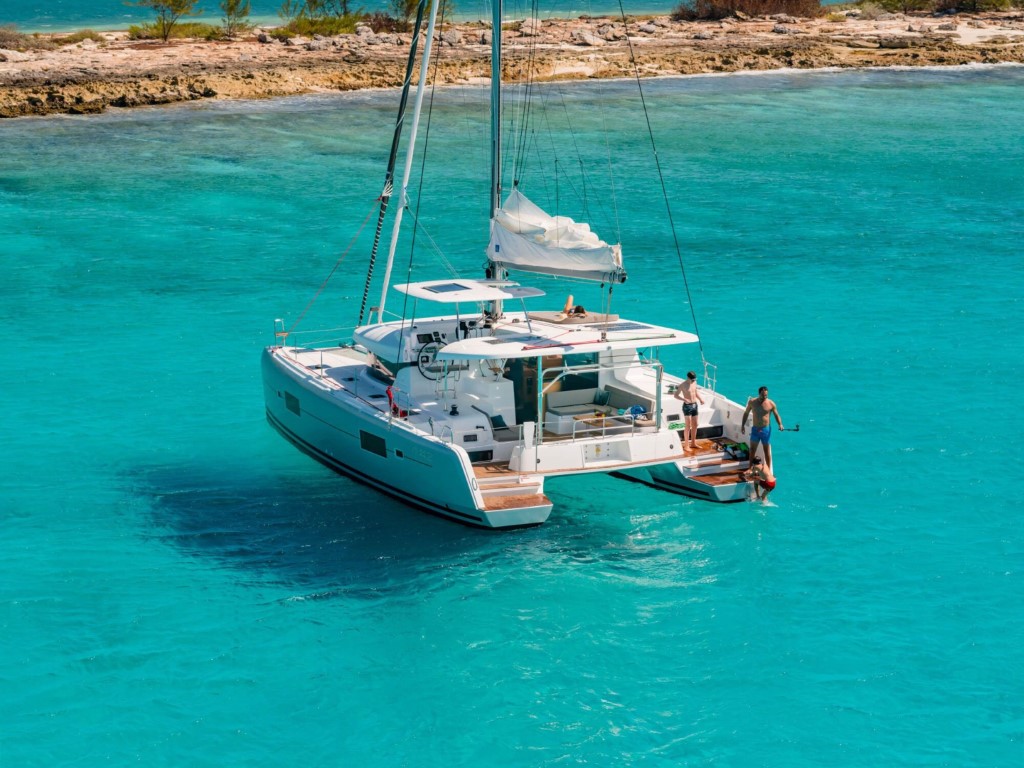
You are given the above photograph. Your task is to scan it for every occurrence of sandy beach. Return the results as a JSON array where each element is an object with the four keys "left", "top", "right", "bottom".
[{"left": 2, "top": 11, "right": 1023, "bottom": 118}]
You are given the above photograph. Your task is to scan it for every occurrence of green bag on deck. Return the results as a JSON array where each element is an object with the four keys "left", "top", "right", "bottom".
[{"left": 724, "top": 442, "right": 749, "bottom": 460}]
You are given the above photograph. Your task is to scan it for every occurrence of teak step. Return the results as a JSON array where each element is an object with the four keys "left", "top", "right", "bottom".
[
  {"left": 483, "top": 493, "right": 552, "bottom": 511},
  {"left": 479, "top": 481, "right": 542, "bottom": 492},
  {"left": 690, "top": 468, "right": 748, "bottom": 488},
  {"left": 473, "top": 463, "right": 517, "bottom": 478}
]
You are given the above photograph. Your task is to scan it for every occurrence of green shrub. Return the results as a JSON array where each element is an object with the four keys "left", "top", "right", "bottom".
[
  {"left": 672, "top": 0, "right": 822, "bottom": 20},
  {"left": 363, "top": 11, "right": 405, "bottom": 32},
  {"left": 272, "top": 14, "right": 362, "bottom": 36},
  {"left": 0, "top": 24, "right": 107, "bottom": 50},
  {"left": 0, "top": 24, "right": 56, "bottom": 50},
  {"left": 0, "top": 24, "right": 26, "bottom": 48},
  {"left": 128, "top": 21, "right": 225, "bottom": 39},
  {"left": 869, "top": 0, "right": 931, "bottom": 12},
  {"left": 222, "top": 0, "right": 253, "bottom": 36},
  {"left": 930, "top": 0, "right": 1010, "bottom": 9},
  {"left": 937, "top": 0, "right": 1011, "bottom": 8},
  {"left": 388, "top": 0, "right": 433, "bottom": 30},
  {"left": 279, "top": 0, "right": 354, "bottom": 20},
  {"left": 129, "top": 0, "right": 203, "bottom": 42},
  {"left": 55, "top": 29, "right": 107, "bottom": 45},
  {"left": 388, "top": 0, "right": 414, "bottom": 29}
]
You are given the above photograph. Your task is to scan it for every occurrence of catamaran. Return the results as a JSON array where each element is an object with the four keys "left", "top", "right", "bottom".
[{"left": 261, "top": 1, "right": 760, "bottom": 527}]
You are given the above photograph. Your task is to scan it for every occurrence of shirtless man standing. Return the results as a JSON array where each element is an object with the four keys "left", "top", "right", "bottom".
[
  {"left": 741, "top": 385, "right": 784, "bottom": 470},
  {"left": 674, "top": 370, "right": 705, "bottom": 452}
]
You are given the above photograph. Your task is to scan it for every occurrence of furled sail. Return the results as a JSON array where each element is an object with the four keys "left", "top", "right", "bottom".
[{"left": 488, "top": 189, "right": 626, "bottom": 283}]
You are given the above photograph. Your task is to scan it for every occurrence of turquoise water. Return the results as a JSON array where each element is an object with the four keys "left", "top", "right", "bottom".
[
  {"left": 3, "top": 0, "right": 675, "bottom": 32},
  {"left": 2, "top": 67, "right": 1022, "bottom": 765}
]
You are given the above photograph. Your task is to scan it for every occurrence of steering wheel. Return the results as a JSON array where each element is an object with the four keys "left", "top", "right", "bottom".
[{"left": 417, "top": 342, "right": 446, "bottom": 380}]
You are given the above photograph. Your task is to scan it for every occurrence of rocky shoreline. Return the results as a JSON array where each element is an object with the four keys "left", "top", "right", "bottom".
[{"left": 2, "top": 12, "right": 1023, "bottom": 118}]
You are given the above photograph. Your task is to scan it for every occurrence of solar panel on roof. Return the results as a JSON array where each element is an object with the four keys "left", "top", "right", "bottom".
[
  {"left": 483, "top": 335, "right": 548, "bottom": 345},
  {"left": 602, "top": 322, "right": 653, "bottom": 332},
  {"left": 425, "top": 282, "right": 471, "bottom": 294}
]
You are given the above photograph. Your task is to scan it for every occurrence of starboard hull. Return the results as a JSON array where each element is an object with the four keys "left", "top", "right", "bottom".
[{"left": 615, "top": 462, "right": 752, "bottom": 503}]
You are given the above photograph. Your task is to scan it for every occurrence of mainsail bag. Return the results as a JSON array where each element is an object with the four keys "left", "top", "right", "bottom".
[{"left": 489, "top": 189, "right": 626, "bottom": 283}]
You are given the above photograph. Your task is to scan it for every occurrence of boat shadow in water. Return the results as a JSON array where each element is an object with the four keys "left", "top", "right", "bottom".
[
  {"left": 125, "top": 462, "right": 726, "bottom": 600},
  {"left": 124, "top": 461, "right": 504, "bottom": 596}
]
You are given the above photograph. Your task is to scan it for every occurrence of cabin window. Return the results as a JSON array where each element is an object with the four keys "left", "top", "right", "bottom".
[
  {"left": 285, "top": 392, "right": 301, "bottom": 416},
  {"left": 360, "top": 430, "right": 387, "bottom": 458},
  {"left": 561, "top": 352, "right": 599, "bottom": 389},
  {"left": 565, "top": 352, "right": 598, "bottom": 367}
]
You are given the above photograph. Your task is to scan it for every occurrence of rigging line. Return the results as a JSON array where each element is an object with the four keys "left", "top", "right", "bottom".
[
  {"left": 532, "top": 77, "right": 602, "bottom": 231},
  {"left": 285, "top": 201, "right": 379, "bottom": 338},
  {"left": 616, "top": 0, "right": 704, "bottom": 360},
  {"left": 595, "top": 82, "right": 623, "bottom": 243},
  {"left": 405, "top": 207, "right": 461, "bottom": 278},
  {"left": 550, "top": 80, "right": 594, "bottom": 221},
  {"left": 510, "top": 5, "right": 528, "bottom": 184},
  {"left": 512, "top": 0, "right": 541, "bottom": 186}
]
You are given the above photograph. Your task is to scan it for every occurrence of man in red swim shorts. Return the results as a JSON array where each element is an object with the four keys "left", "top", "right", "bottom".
[{"left": 743, "top": 457, "right": 776, "bottom": 502}]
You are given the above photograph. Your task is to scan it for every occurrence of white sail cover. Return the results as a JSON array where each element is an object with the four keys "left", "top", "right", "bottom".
[{"left": 488, "top": 189, "right": 626, "bottom": 283}]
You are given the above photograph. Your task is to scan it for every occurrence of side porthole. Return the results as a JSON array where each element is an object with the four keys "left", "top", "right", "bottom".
[{"left": 359, "top": 431, "right": 387, "bottom": 458}]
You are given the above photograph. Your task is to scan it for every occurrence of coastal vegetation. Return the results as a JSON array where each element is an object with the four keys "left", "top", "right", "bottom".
[
  {"left": 4, "top": 9, "right": 1024, "bottom": 119},
  {"left": 275, "top": 0, "right": 363, "bottom": 36},
  {"left": 128, "top": 20, "right": 225, "bottom": 39},
  {"left": 221, "top": 0, "right": 253, "bottom": 36},
  {"left": 672, "top": 0, "right": 823, "bottom": 19},
  {"left": 271, "top": 0, "right": 452, "bottom": 36},
  {"left": 0, "top": 24, "right": 106, "bottom": 50},
  {"left": 129, "top": 0, "right": 204, "bottom": 42},
  {"left": 127, "top": 0, "right": 252, "bottom": 39},
  {"left": 671, "top": 0, "right": 1020, "bottom": 18}
]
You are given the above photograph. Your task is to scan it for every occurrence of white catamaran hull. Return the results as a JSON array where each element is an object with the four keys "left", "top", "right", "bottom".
[
  {"left": 616, "top": 462, "right": 751, "bottom": 503},
  {"left": 262, "top": 348, "right": 554, "bottom": 528}
]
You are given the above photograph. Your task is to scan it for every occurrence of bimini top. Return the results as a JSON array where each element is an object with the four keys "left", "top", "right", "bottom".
[
  {"left": 436, "top": 316, "right": 698, "bottom": 361},
  {"left": 394, "top": 279, "right": 545, "bottom": 304}
]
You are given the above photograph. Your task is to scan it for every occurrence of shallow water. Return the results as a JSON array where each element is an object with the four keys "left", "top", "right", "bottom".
[{"left": 2, "top": 66, "right": 1022, "bottom": 766}]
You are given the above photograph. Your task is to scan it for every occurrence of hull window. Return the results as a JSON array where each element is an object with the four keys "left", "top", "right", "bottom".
[
  {"left": 360, "top": 430, "right": 387, "bottom": 458},
  {"left": 285, "top": 392, "right": 301, "bottom": 416}
]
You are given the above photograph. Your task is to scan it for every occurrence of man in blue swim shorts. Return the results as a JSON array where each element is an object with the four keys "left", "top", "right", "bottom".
[{"left": 741, "top": 386, "right": 785, "bottom": 470}]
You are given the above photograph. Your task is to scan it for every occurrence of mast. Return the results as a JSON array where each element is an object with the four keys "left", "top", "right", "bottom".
[
  {"left": 490, "top": 0, "right": 502, "bottom": 221},
  {"left": 486, "top": 0, "right": 506, "bottom": 326},
  {"left": 356, "top": 0, "right": 429, "bottom": 327},
  {"left": 374, "top": 0, "right": 442, "bottom": 323}
]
